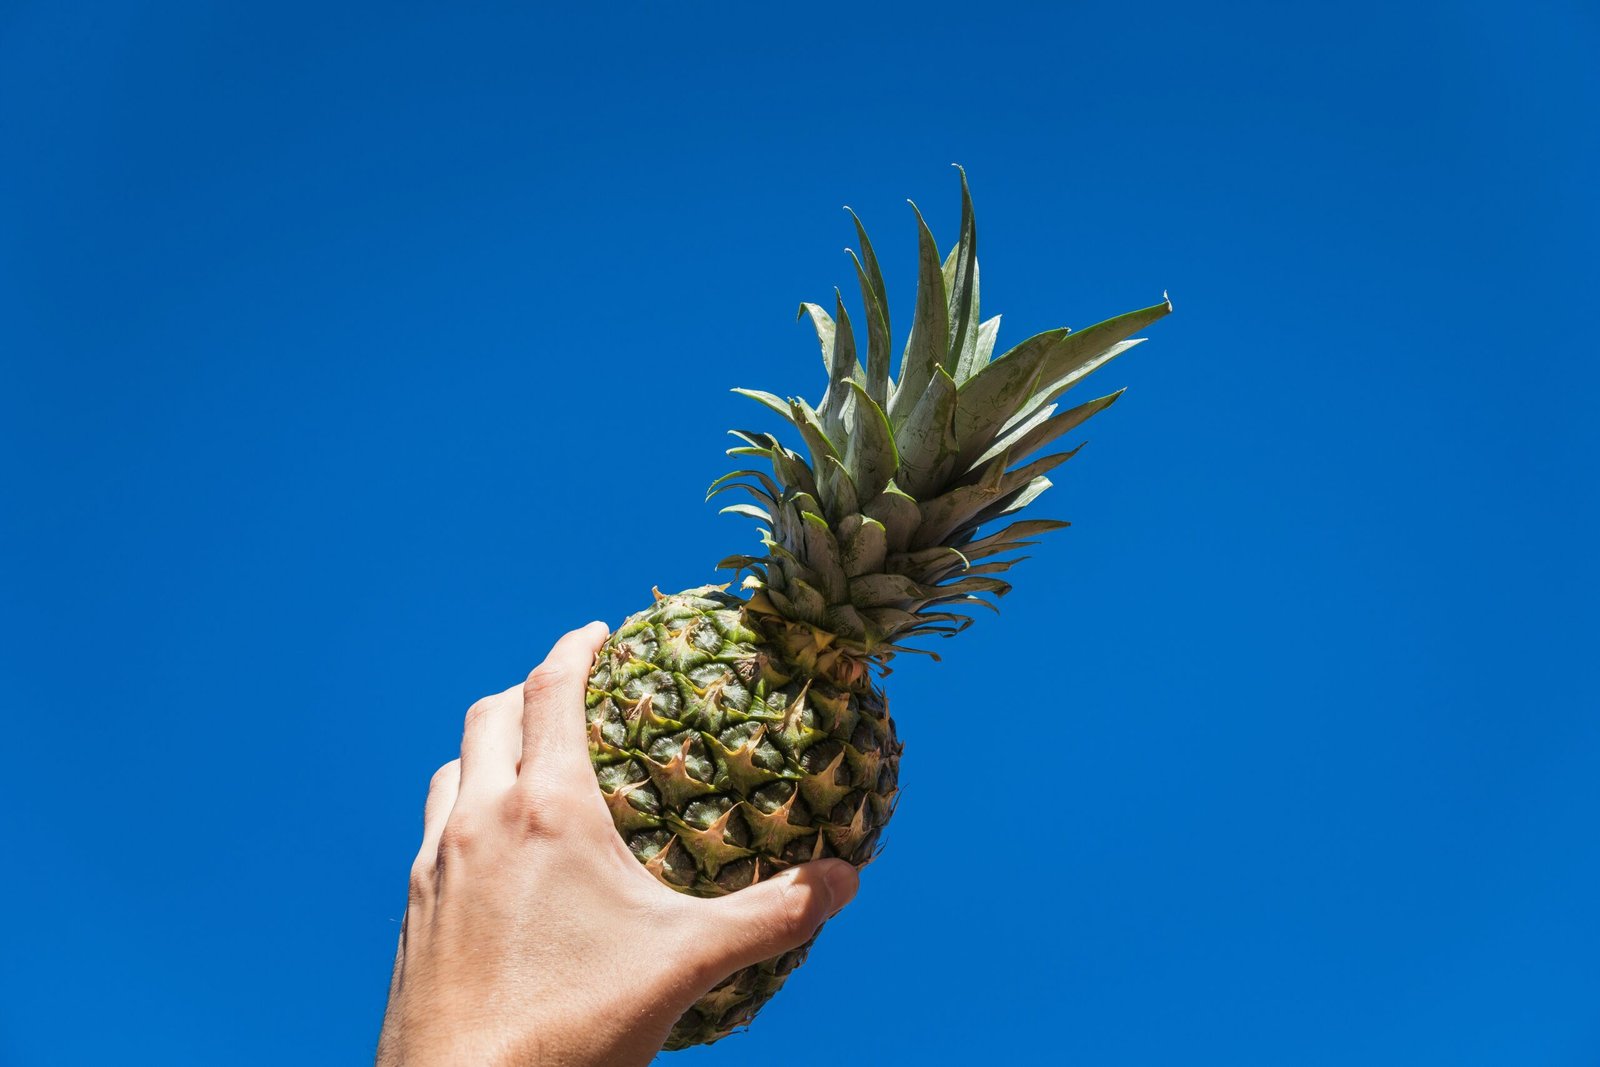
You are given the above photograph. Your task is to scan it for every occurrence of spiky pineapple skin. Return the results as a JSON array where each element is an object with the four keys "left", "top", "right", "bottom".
[{"left": 585, "top": 586, "right": 901, "bottom": 1047}]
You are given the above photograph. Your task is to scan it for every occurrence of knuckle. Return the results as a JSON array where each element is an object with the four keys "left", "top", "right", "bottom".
[
  {"left": 500, "top": 781, "right": 541, "bottom": 821},
  {"left": 429, "top": 760, "right": 460, "bottom": 792},
  {"left": 771, "top": 877, "right": 821, "bottom": 935},
  {"left": 524, "top": 662, "right": 571, "bottom": 698},
  {"left": 507, "top": 776, "right": 595, "bottom": 841},
  {"left": 436, "top": 813, "right": 480, "bottom": 855},
  {"left": 407, "top": 857, "right": 435, "bottom": 903},
  {"left": 463, "top": 696, "right": 497, "bottom": 730},
  {"left": 505, "top": 782, "right": 564, "bottom": 837}
]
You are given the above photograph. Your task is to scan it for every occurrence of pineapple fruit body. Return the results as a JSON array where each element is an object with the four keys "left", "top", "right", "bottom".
[
  {"left": 586, "top": 586, "right": 899, "bottom": 1047},
  {"left": 580, "top": 170, "right": 1167, "bottom": 1048}
]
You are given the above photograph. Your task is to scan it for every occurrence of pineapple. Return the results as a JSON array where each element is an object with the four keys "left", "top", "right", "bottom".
[{"left": 584, "top": 170, "right": 1169, "bottom": 1049}]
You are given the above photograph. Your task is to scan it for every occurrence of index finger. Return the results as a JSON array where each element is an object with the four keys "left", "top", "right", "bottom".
[{"left": 519, "top": 620, "right": 609, "bottom": 783}]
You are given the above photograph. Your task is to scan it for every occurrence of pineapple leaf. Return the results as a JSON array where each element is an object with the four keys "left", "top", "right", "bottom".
[
  {"left": 952, "top": 476, "right": 1055, "bottom": 540},
  {"left": 909, "top": 455, "right": 1007, "bottom": 548},
  {"left": 958, "top": 557, "right": 1029, "bottom": 577},
  {"left": 727, "top": 428, "right": 780, "bottom": 450},
  {"left": 945, "top": 165, "right": 980, "bottom": 381},
  {"left": 787, "top": 491, "right": 824, "bottom": 521},
  {"left": 771, "top": 448, "right": 820, "bottom": 502},
  {"left": 844, "top": 381, "right": 897, "bottom": 502},
  {"left": 953, "top": 327, "right": 1068, "bottom": 454},
  {"left": 902, "top": 612, "right": 979, "bottom": 634},
  {"left": 947, "top": 327, "right": 1067, "bottom": 464},
  {"left": 763, "top": 585, "right": 799, "bottom": 618},
  {"left": 800, "top": 511, "right": 849, "bottom": 601},
  {"left": 819, "top": 289, "right": 860, "bottom": 441},
  {"left": 848, "top": 248, "right": 892, "bottom": 409},
  {"left": 892, "top": 546, "right": 971, "bottom": 585},
  {"left": 933, "top": 575, "right": 1013, "bottom": 599},
  {"left": 787, "top": 578, "right": 828, "bottom": 624},
  {"left": 847, "top": 573, "right": 925, "bottom": 609},
  {"left": 786, "top": 397, "right": 842, "bottom": 477},
  {"left": 835, "top": 512, "right": 863, "bottom": 545},
  {"left": 984, "top": 390, "right": 1123, "bottom": 466},
  {"left": 818, "top": 454, "right": 860, "bottom": 521},
  {"left": 839, "top": 516, "right": 888, "bottom": 578},
  {"left": 706, "top": 469, "right": 784, "bottom": 505},
  {"left": 719, "top": 503, "right": 771, "bottom": 523},
  {"left": 886, "top": 544, "right": 970, "bottom": 575},
  {"left": 1034, "top": 299, "right": 1170, "bottom": 402},
  {"left": 894, "top": 365, "right": 959, "bottom": 500},
  {"left": 886, "top": 201, "right": 949, "bottom": 428},
  {"left": 796, "top": 302, "right": 836, "bottom": 376},
  {"left": 954, "top": 518, "right": 1069, "bottom": 559},
  {"left": 1019, "top": 338, "right": 1143, "bottom": 425},
  {"left": 709, "top": 482, "right": 778, "bottom": 510},
  {"left": 987, "top": 299, "right": 1168, "bottom": 461},
  {"left": 860, "top": 606, "right": 922, "bottom": 634},
  {"left": 861, "top": 483, "right": 921, "bottom": 554},
  {"left": 917, "top": 591, "right": 1001, "bottom": 615},
  {"left": 767, "top": 504, "right": 801, "bottom": 554},
  {"left": 724, "top": 431, "right": 823, "bottom": 502},
  {"left": 845, "top": 207, "right": 890, "bottom": 344},
  {"left": 959, "top": 443, "right": 1082, "bottom": 498},
  {"left": 769, "top": 540, "right": 821, "bottom": 593},
  {"left": 874, "top": 642, "right": 943, "bottom": 662},
  {"left": 732, "top": 388, "right": 791, "bottom": 420},
  {"left": 823, "top": 604, "right": 870, "bottom": 643},
  {"left": 975, "top": 403, "right": 1054, "bottom": 467},
  {"left": 967, "top": 314, "right": 1001, "bottom": 380}
]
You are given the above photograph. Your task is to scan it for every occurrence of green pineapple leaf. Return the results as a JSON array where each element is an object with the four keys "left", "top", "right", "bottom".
[
  {"left": 861, "top": 483, "right": 921, "bottom": 554},
  {"left": 796, "top": 301, "right": 836, "bottom": 375},
  {"left": 983, "top": 390, "right": 1123, "bottom": 466},
  {"left": 845, "top": 206, "right": 890, "bottom": 343},
  {"left": 945, "top": 166, "right": 980, "bottom": 381},
  {"left": 970, "top": 315, "right": 1001, "bottom": 377},
  {"left": 839, "top": 516, "right": 888, "bottom": 578},
  {"left": 818, "top": 454, "right": 860, "bottom": 522},
  {"left": 844, "top": 381, "right": 898, "bottom": 502},
  {"left": 895, "top": 365, "right": 960, "bottom": 500},
  {"left": 848, "top": 247, "right": 892, "bottom": 409},
  {"left": 948, "top": 327, "right": 1069, "bottom": 466},
  {"left": 819, "top": 289, "right": 860, "bottom": 443},
  {"left": 887, "top": 201, "right": 949, "bottom": 428}
]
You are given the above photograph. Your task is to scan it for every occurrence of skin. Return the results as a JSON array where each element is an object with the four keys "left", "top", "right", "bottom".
[{"left": 377, "top": 621, "right": 860, "bottom": 1066}]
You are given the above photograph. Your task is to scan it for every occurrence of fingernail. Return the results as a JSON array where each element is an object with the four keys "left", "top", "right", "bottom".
[{"left": 822, "top": 862, "right": 858, "bottom": 916}]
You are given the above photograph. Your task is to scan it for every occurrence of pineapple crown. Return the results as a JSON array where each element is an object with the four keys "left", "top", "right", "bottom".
[{"left": 712, "top": 168, "right": 1170, "bottom": 666}]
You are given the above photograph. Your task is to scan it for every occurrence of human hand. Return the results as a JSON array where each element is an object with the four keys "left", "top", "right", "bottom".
[{"left": 376, "top": 622, "right": 860, "bottom": 1066}]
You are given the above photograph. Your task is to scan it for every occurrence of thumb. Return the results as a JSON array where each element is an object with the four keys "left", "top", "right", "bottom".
[{"left": 690, "top": 860, "right": 859, "bottom": 975}]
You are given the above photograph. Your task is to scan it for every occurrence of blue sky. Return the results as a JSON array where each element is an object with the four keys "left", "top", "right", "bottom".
[{"left": 2, "top": 2, "right": 1596, "bottom": 1063}]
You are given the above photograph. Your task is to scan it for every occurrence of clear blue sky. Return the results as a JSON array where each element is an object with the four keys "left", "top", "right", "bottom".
[{"left": 2, "top": 2, "right": 1596, "bottom": 1063}]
